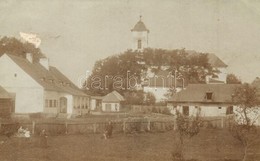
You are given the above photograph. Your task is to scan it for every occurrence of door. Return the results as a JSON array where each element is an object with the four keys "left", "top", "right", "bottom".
[
  {"left": 60, "top": 97, "right": 67, "bottom": 113},
  {"left": 183, "top": 106, "right": 189, "bottom": 116},
  {"left": 105, "top": 104, "right": 111, "bottom": 112}
]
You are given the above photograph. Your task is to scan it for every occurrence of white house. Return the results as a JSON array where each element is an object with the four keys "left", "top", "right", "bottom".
[
  {"left": 167, "top": 84, "right": 240, "bottom": 117},
  {"left": 101, "top": 91, "right": 125, "bottom": 112},
  {"left": 0, "top": 53, "right": 90, "bottom": 117}
]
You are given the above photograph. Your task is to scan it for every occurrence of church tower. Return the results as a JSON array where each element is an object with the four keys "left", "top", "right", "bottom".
[{"left": 131, "top": 16, "right": 149, "bottom": 51}]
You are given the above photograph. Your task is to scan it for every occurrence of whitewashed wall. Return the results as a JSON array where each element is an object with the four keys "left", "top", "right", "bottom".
[
  {"left": 0, "top": 54, "right": 44, "bottom": 113},
  {"left": 102, "top": 102, "right": 120, "bottom": 112}
]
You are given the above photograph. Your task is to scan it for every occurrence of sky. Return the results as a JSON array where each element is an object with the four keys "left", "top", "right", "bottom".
[{"left": 1, "top": 0, "right": 260, "bottom": 85}]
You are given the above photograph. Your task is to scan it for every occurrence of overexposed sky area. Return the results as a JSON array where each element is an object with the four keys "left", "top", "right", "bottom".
[{"left": 1, "top": 0, "right": 260, "bottom": 85}]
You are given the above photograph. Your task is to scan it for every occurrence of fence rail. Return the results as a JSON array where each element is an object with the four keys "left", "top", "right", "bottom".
[
  {"left": 0, "top": 115, "right": 235, "bottom": 136},
  {"left": 0, "top": 119, "right": 175, "bottom": 136}
]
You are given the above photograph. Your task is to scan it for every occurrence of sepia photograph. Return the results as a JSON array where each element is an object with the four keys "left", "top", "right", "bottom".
[{"left": 0, "top": 0, "right": 260, "bottom": 161}]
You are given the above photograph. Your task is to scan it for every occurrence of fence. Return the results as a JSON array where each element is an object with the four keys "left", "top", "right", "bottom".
[
  {"left": 0, "top": 118, "right": 175, "bottom": 136},
  {"left": 202, "top": 114, "right": 235, "bottom": 129},
  {"left": 0, "top": 114, "right": 236, "bottom": 136}
]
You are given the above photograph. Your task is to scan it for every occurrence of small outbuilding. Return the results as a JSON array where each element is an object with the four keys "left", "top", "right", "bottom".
[{"left": 102, "top": 91, "right": 125, "bottom": 112}]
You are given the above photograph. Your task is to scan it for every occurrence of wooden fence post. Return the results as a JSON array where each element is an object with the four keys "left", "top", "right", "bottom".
[
  {"left": 32, "top": 121, "right": 35, "bottom": 134},
  {"left": 147, "top": 119, "right": 151, "bottom": 131},
  {"left": 123, "top": 121, "right": 126, "bottom": 133},
  {"left": 221, "top": 117, "right": 224, "bottom": 128},
  {"left": 93, "top": 123, "right": 96, "bottom": 134},
  {"left": 65, "top": 122, "right": 68, "bottom": 134}
]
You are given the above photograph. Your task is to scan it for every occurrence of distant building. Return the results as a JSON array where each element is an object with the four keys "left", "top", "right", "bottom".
[
  {"left": 102, "top": 90, "right": 125, "bottom": 112},
  {"left": 131, "top": 16, "right": 149, "bottom": 51},
  {"left": 0, "top": 53, "right": 90, "bottom": 117},
  {"left": 143, "top": 69, "right": 184, "bottom": 102},
  {"left": 167, "top": 84, "right": 239, "bottom": 117},
  {"left": 186, "top": 50, "right": 228, "bottom": 84}
]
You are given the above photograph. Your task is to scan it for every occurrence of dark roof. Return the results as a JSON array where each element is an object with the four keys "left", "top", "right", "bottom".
[
  {"left": 6, "top": 54, "right": 87, "bottom": 96},
  {"left": 102, "top": 91, "right": 125, "bottom": 102},
  {"left": 186, "top": 50, "right": 227, "bottom": 68},
  {"left": 131, "top": 20, "right": 149, "bottom": 32},
  {"left": 168, "top": 84, "right": 240, "bottom": 103},
  {"left": 0, "top": 86, "right": 11, "bottom": 99}
]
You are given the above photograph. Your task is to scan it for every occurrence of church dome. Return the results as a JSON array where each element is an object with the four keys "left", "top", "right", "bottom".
[{"left": 131, "top": 19, "right": 149, "bottom": 33}]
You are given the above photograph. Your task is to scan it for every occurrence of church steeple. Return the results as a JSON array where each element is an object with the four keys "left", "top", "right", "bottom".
[{"left": 131, "top": 16, "right": 149, "bottom": 51}]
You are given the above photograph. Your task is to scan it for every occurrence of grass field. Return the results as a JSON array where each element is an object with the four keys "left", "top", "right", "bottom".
[{"left": 0, "top": 129, "right": 259, "bottom": 161}]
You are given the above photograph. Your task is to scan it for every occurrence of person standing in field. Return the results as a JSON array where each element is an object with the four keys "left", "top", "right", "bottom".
[
  {"left": 104, "top": 121, "right": 113, "bottom": 139},
  {"left": 40, "top": 129, "right": 48, "bottom": 148}
]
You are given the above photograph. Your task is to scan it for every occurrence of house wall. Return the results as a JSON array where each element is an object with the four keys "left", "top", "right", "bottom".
[
  {"left": 143, "top": 87, "right": 168, "bottom": 102},
  {"left": 167, "top": 103, "right": 229, "bottom": 117},
  {"left": 72, "top": 96, "right": 89, "bottom": 115},
  {"left": 206, "top": 67, "right": 227, "bottom": 84},
  {"left": 90, "top": 99, "right": 96, "bottom": 110},
  {"left": 0, "top": 55, "right": 44, "bottom": 113},
  {"left": 102, "top": 102, "right": 120, "bottom": 112}
]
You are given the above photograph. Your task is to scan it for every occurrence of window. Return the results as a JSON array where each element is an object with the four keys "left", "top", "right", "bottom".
[
  {"left": 49, "top": 100, "right": 53, "bottom": 107},
  {"left": 226, "top": 106, "right": 234, "bottom": 114},
  {"left": 137, "top": 40, "right": 142, "bottom": 49},
  {"left": 206, "top": 92, "right": 213, "bottom": 100}
]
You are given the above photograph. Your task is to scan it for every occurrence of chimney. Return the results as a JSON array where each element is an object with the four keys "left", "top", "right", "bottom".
[
  {"left": 26, "top": 53, "right": 33, "bottom": 63},
  {"left": 39, "top": 57, "right": 49, "bottom": 70}
]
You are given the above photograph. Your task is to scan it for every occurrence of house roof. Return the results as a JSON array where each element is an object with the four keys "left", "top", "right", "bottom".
[
  {"left": 168, "top": 84, "right": 240, "bottom": 103},
  {"left": 207, "top": 53, "right": 228, "bottom": 68},
  {"left": 6, "top": 54, "right": 87, "bottom": 97},
  {"left": 0, "top": 86, "right": 11, "bottom": 99},
  {"left": 186, "top": 50, "right": 227, "bottom": 68},
  {"left": 131, "top": 20, "right": 149, "bottom": 32},
  {"left": 102, "top": 91, "right": 125, "bottom": 102}
]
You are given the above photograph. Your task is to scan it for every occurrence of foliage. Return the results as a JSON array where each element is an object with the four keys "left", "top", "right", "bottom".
[
  {"left": 233, "top": 83, "right": 259, "bottom": 126},
  {"left": 123, "top": 90, "right": 145, "bottom": 105},
  {"left": 0, "top": 36, "right": 45, "bottom": 62},
  {"left": 229, "top": 83, "right": 260, "bottom": 161},
  {"left": 226, "top": 74, "right": 242, "bottom": 84},
  {"left": 123, "top": 90, "right": 156, "bottom": 105},
  {"left": 85, "top": 48, "right": 215, "bottom": 95},
  {"left": 144, "top": 92, "right": 156, "bottom": 105},
  {"left": 173, "top": 111, "right": 201, "bottom": 161}
]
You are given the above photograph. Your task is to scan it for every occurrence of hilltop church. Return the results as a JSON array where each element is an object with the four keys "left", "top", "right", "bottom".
[{"left": 130, "top": 16, "right": 228, "bottom": 102}]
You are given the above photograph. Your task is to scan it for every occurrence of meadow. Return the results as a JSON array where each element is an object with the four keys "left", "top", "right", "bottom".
[{"left": 1, "top": 128, "right": 259, "bottom": 161}]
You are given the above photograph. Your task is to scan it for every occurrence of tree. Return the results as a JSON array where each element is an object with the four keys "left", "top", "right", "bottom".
[
  {"left": 227, "top": 73, "right": 242, "bottom": 84},
  {"left": 172, "top": 111, "right": 201, "bottom": 161},
  {"left": 85, "top": 48, "right": 216, "bottom": 95},
  {"left": 0, "top": 36, "right": 45, "bottom": 62},
  {"left": 230, "top": 83, "right": 260, "bottom": 161}
]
